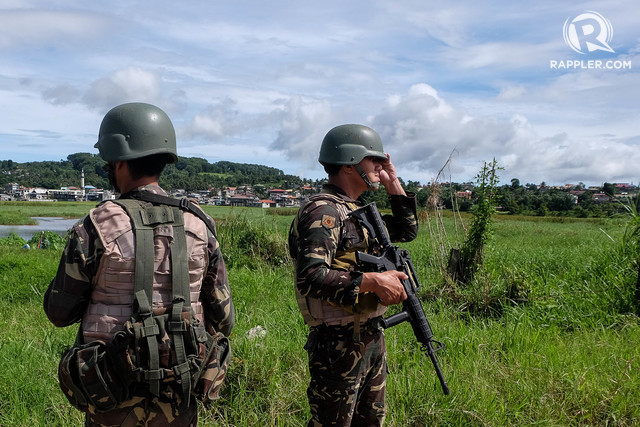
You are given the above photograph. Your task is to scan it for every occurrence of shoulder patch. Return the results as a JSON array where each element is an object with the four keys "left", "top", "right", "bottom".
[{"left": 321, "top": 215, "right": 336, "bottom": 229}]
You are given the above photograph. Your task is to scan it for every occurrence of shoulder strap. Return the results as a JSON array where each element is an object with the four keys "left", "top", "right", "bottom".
[
  {"left": 127, "top": 191, "right": 218, "bottom": 237},
  {"left": 111, "top": 198, "right": 192, "bottom": 397}
]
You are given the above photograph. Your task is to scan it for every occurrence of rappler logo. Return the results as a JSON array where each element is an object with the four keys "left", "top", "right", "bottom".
[{"left": 563, "top": 11, "right": 614, "bottom": 54}]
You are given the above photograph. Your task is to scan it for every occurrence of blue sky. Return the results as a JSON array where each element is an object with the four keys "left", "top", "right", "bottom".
[{"left": 1, "top": 0, "right": 638, "bottom": 186}]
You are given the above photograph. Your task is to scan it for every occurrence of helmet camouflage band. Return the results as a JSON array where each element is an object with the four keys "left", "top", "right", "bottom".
[
  {"left": 318, "top": 124, "right": 386, "bottom": 166},
  {"left": 95, "top": 102, "right": 178, "bottom": 163}
]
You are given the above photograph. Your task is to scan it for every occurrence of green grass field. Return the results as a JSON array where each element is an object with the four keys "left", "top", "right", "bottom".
[{"left": 0, "top": 202, "right": 638, "bottom": 426}]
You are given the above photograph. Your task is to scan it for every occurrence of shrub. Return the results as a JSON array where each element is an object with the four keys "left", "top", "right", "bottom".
[
  {"left": 27, "top": 231, "right": 66, "bottom": 250},
  {"left": 216, "top": 213, "right": 292, "bottom": 269},
  {"left": 0, "top": 232, "right": 27, "bottom": 248},
  {"left": 449, "top": 159, "right": 501, "bottom": 285}
]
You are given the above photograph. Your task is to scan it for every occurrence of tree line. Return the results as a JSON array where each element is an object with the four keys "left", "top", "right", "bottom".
[
  {"left": 1, "top": 154, "right": 635, "bottom": 217},
  {"left": 361, "top": 178, "right": 635, "bottom": 218},
  {"left": 0, "top": 153, "right": 317, "bottom": 194}
]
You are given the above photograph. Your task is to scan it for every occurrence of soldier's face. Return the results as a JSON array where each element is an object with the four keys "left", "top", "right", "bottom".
[
  {"left": 358, "top": 157, "right": 383, "bottom": 188},
  {"left": 361, "top": 157, "right": 383, "bottom": 177}
]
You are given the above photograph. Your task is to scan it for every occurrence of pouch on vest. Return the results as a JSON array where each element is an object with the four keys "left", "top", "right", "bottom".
[
  {"left": 192, "top": 330, "right": 231, "bottom": 404},
  {"left": 110, "top": 305, "right": 231, "bottom": 406},
  {"left": 58, "top": 338, "right": 131, "bottom": 412}
]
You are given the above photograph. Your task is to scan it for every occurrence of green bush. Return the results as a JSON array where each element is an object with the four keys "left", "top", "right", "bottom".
[
  {"left": 27, "top": 230, "right": 66, "bottom": 250},
  {"left": 0, "top": 232, "right": 27, "bottom": 248},
  {"left": 216, "top": 213, "right": 292, "bottom": 269}
]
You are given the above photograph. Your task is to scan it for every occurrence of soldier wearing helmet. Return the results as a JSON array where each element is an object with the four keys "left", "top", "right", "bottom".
[
  {"left": 289, "top": 124, "right": 418, "bottom": 425},
  {"left": 45, "top": 103, "right": 234, "bottom": 426},
  {"left": 94, "top": 102, "right": 179, "bottom": 194}
]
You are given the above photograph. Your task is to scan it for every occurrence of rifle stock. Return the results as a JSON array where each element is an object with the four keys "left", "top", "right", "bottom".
[{"left": 351, "top": 202, "right": 450, "bottom": 395}]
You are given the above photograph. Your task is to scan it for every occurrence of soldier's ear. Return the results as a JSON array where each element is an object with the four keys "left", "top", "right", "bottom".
[{"left": 339, "top": 164, "right": 355, "bottom": 178}]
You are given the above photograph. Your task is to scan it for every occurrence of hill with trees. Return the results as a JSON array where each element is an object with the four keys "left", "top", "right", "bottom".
[{"left": 0, "top": 153, "right": 315, "bottom": 193}]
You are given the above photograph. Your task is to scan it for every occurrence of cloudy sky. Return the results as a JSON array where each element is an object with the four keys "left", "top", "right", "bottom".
[{"left": 1, "top": 1, "right": 638, "bottom": 186}]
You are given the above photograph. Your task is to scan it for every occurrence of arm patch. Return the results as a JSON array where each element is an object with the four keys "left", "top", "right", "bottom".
[{"left": 321, "top": 215, "right": 336, "bottom": 229}]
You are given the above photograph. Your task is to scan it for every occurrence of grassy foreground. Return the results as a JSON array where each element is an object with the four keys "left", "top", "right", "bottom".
[{"left": 0, "top": 203, "right": 639, "bottom": 426}]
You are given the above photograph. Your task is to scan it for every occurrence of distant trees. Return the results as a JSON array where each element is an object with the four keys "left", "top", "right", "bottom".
[
  {"left": 602, "top": 182, "right": 616, "bottom": 197},
  {"left": 488, "top": 179, "right": 629, "bottom": 217},
  {"left": 0, "top": 154, "right": 635, "bottom": 218},
  {"left": 0, "top": 153, "right": 311, "bottom": 194}
]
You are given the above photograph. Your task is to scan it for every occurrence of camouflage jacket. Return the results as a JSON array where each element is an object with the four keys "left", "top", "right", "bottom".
[
  {"left": 44, "top": 184, "right": 234, "bottom": 338},
  {"left": 290, "top": 184, "right": 418, "bottom": 308}
]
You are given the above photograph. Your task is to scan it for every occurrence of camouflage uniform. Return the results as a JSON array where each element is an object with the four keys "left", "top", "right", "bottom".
[
  {"left": 44, "top": 184, "right": 234, "bottom": 426},
  {"left": 290, "top": 184, "right": 417, "bottom": 426}
]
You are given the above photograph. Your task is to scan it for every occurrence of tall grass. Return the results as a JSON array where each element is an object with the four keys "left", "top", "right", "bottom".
[{"left": 0, "top": 205, "right": 639, "bottom": 425}]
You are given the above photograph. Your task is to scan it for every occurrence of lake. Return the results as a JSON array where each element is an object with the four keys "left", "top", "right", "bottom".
[{"left": 0, "top": 217, "right": 79, "bottom": 241}]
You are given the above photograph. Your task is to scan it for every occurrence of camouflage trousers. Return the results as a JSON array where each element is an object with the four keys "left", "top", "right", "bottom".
[
  {"left": 305, "top": 320, "right": 387, "bottom": 426},
  {"left": 85, "top": 383, "right": 198, "bottom": 427}
]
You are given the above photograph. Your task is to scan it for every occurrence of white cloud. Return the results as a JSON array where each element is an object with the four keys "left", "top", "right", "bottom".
[
  {"left": 366, "top": 83, "right": 640, "bottom": 186},
  {"left": 181, "top": 98, "right": 244, "bottom": 141},
  {"left": 0, "top": 9, "right": 109, "bottom": 49},
  {"left": 270, "top": 96, "right": 334, "bottom": 170},
  {"left": 497, "top": 85, "right": 527, "bottom": 101},
  {"left": 83, "top": 67, "right": 162, "bottom": 110}
]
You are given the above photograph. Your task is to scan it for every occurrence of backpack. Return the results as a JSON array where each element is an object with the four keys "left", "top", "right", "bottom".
[{"left": 57, "top": 195, "right": 230, "bottom": 413}]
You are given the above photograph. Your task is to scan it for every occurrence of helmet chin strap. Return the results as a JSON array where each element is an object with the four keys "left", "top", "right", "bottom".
[{"left": 354, "top": 164, "right": 380, "bottom": 190}]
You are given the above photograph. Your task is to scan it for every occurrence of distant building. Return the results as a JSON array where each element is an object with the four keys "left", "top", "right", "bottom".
[
  {"left": 259, "top": 199, "right": 276, "bottom": 208},
  {"left": 51, "top": 188, "right": 83, "bottom": 201},
  {"left": 229, "top": 194, "right": 259, "bottom": 207},
  {"left": 4, "top": 182, "right": 19, "bottom": 194},
  {"left": 27, "top": 188, "right": 50, "bottom": 201},
  {"left": 86, "top": 189, "right": 115, "bottom": 202}
]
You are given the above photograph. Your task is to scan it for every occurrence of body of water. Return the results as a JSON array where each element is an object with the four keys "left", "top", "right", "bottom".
[{"left": 0, "top": 217, "right": 79, "bottom": 241}]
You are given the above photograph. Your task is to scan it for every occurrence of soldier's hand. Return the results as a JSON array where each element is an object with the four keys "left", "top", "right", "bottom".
[
  {"left": 379, "top": 154, "right": 397, "bottom": 185},
  {"left": 379, "top": 154, "right": 405, "bottom": 196},
  {"left": 361, "top": 270, "right": 408, "bottom": 306}
]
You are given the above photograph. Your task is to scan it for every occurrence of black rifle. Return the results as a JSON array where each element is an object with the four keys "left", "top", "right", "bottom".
[{"left": 350, "top": 202, "right": 450, "bottom": 395}]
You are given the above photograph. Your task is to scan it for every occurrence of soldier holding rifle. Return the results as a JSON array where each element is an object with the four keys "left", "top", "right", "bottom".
[{"left": 289, "top": 124, "right": 418, "bottom": 426}]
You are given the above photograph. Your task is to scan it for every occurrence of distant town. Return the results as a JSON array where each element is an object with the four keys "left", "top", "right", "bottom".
[
  {"left": 2, "top": 167, "right": 638, "bottom": 215},
  {"left": 1, "top": 154, "right": 638, "bottom": 217},
  {"left": 0, "top": 168, "right": 320, "bottom": 208}
]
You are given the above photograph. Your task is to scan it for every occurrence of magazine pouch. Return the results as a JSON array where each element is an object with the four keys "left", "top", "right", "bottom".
[
  {"left": 193, "top": 330, "right": 231, "bottom": 405},
  {"left": 58, "top": 339, "right": 130, "bottom": 413}
]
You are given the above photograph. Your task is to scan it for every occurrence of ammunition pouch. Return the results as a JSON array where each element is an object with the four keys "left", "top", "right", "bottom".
[
  {"left": 57, "top": 339, "right": 131, "bottom": 413},
  {"left": 111, "top": 312, "right": 231, "bottom": 407},
  {"left": 57, "top": 315, "right": 230, "bottom": 413}
]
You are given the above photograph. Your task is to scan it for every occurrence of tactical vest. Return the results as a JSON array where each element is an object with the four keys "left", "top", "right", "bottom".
[
  {"left": 58, "top": 197, "right": 230, "bottom": 412},
  {"left": 82, "top": 199, "right": 208, "bottom": 342},
  {"left": 290, "top": 192, "right": 387, "bottom": 327}
]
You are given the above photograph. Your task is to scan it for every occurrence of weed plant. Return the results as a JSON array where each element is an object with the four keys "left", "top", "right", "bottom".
[
  {"left": 454, "top": 159, "right": 501, "bottom": 285},
  {"left": 0, "top": 205, "right": 638, "bottom": 425}
]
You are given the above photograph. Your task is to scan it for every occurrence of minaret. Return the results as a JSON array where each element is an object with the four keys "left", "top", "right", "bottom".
[{"left": 81, "top": 168, "right": 85, "bottom": 199}]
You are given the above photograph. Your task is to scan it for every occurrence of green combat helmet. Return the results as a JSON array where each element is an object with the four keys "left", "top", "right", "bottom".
[
  {"left": 319, "top": 124, "right": 387, "bottom": 189},
  {"left": 95, "top": 102, "right": 178, "bottom": 163}
]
